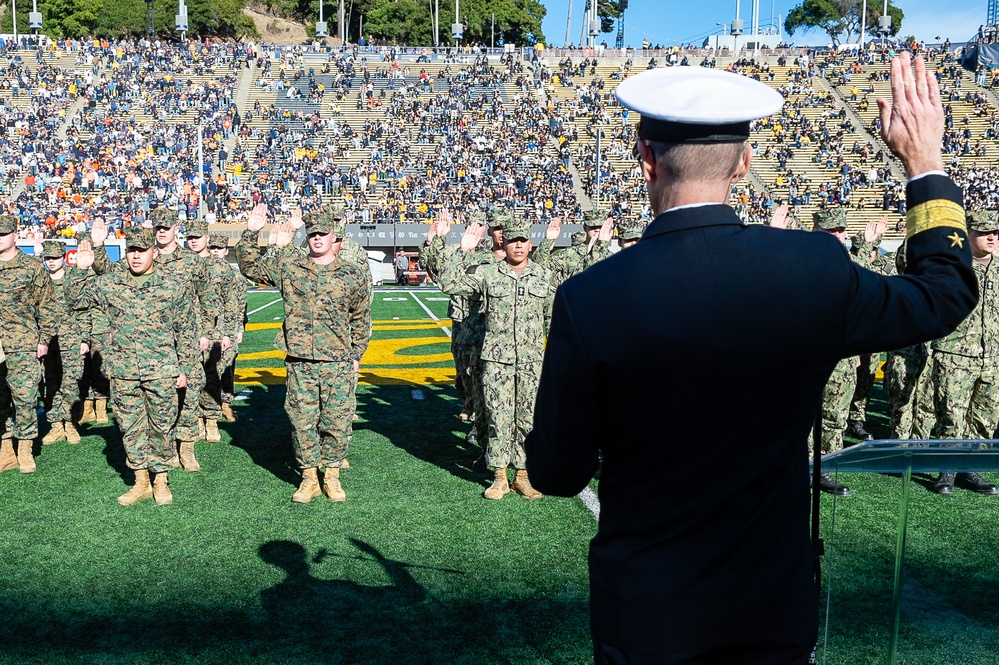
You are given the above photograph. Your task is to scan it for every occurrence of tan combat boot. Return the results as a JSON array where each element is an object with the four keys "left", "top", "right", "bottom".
[
  {"left": 95, "top": 398, "right": 109, "bottom": 424},
  {"left": 341, "top": 458, "right": 350, "bottom": 469},
  {"left": 79, "top": 399, "right": 97, "bottom": 423},
  {"left": 512, "top": 469, "right": 543, "bottom": 499},
  {"left": 0, "top": 438, "right": 17, "bottom": 473},
  {"left": 483, "top": 468, "right": 510, "bottom": 500},
  {"left": 322, "top": 467, "right": 346, "bottom": 502},
  {"left": 152, "top": 472, "right": 173, "bottom": 506},
  {"left": 198, "top": 418, "right": 207, "bottom": 441},
  {"left": 64, "top": 421, "right": 81, "bottom": 445},
  {"left": 221, "top": 403, "right": 236, "bottom": 422},
  {"left": 17, "top": 440, "right": 36, "bottom": 474},
  {"left": 205, "top": 419, "right": 221, "bottom": 443},
  {"left": 42, "top": 421, "right": 66, "bottom": 445},
  {"left": 292, "top": 467, "right": 321, "bottom": 503},
  {"left": 178, "top": 441, "right": 200, "bottom": 472},
  {"left": 117, "top": 469, "right": 153, "bottom": 506}
]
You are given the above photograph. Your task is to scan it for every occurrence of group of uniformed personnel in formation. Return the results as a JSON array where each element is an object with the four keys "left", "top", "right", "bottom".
[
  {"left": 420, "top": 207, "right": 643, "bottom": 499},
  {"left": 805, "top": 206, "right": 999, "bottom": 497},
  {"left": 0, "top": 209, "right": 248, "bottom": 505},
  {"left": 2, "top": 195, "right": 995, "bottom": 505}
]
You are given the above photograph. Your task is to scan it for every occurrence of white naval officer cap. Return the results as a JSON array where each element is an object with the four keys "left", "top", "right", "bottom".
[{"left": 615, "top": 67, "right": 784, "bottom": 143}]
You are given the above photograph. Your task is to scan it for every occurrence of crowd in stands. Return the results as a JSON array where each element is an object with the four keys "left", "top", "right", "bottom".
[{"left": 6, "top": 35, "right": 999, "bottom": 242}]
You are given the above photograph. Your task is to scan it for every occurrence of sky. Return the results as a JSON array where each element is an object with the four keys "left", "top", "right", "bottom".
[{"left": 538, "top": 0, "right": 988, "bottom": 48}]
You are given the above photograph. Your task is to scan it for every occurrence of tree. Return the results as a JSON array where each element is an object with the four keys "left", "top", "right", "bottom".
[
  {"left": 784, "top": 0, "right": 903, "bottom": 46},
  {"left": 596, "top": 0, "right": 622, "bottom": 35},
  {"left": 363, "top": 0, "right": 433, "bottom": 45}
]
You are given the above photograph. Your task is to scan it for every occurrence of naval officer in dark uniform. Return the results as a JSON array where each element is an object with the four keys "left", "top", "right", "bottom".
[{"left": 526, "top": 54, "right": 978, "bottom": 664}]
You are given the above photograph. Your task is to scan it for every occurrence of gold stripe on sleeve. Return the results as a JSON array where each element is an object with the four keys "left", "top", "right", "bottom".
[{"left": 906, "top": 200, "right": 966, "bottom": 239}]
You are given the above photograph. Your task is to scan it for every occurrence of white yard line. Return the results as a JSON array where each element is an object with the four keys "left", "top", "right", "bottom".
[
  {"left": 248, "top": 298, "right": 282, "bottom": 316},
  {"left": 578, "top": 487, "right": 600, "bottom": 520},
  {"left": 407, "top": 291, "right": 451, "bottom": 338}
]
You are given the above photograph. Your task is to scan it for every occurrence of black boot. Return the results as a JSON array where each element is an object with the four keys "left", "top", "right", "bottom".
[
  {"left": 957, "top": 472, "right": 999, "bottom": 495},
  {"left": 845, "top": 420, "right": 874, "bottom": 441},
  {"left": 932, "top": 472, "right": 955, "bottom": 495},
  {"left": 471, "top": 452, "right": 488, "bottom": 472},
  {"left": 818, "top": 472, "right": 850, "bottom": 497}
]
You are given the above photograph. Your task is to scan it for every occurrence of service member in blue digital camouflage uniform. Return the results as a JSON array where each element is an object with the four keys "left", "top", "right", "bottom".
[{"left": 527, "top": 55, "right": 978, "bottom": 664}]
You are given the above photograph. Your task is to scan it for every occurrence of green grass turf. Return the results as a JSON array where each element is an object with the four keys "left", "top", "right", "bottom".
[{"left": 1, "top": 291, "right": 998, "bottom": 664}]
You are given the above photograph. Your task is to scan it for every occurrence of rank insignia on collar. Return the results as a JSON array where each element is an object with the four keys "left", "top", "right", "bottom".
[{"left": 947, "top": 232, "right": 965, "bottom": 249}]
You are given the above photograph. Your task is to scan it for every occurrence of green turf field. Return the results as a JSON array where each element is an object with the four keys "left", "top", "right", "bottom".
[{"left": 1, "top": 288, "right": 998, "bottom": 664}]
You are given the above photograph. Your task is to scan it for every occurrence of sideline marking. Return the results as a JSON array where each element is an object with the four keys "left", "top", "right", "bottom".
[
  {"left": 407, "top": 291, "right": 451, "bottom": 338},
  {"left": 578, "top": 487, "right": 600, "bottom": 520},
  {"left": 247, "top": 298, "right": 282, "bottom": 316}
]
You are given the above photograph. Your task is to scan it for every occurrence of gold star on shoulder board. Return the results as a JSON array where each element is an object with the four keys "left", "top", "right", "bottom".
[{"left": 947, "top": 232, "right": 965, "bottom": 249}]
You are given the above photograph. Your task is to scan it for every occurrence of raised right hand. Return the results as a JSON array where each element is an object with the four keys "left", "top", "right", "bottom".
[
  {"left": 877, "top": 52, "right": 945, "bottom": 179},
  {"left": 75, "top": 241, "right": 95, "bottom": 270},
  {"left": 459, "top": 222, "right": 485, "bottom": 252},
  {"left": 91, "top": 218, "right": 108, "bottom": 246},
  {"left": 247, "top": 202, "right": 269, "bottom": 232}
]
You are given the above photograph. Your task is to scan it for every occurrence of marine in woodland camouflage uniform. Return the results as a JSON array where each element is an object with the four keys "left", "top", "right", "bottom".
[
  {"left": 925, "top": 209, "right": 999, "bottom": 495},
  {"left": 437, "top": 217, "right": 557, "bottom": 500},
  {"left": 90, "top": 210, "right": 217, "bottom": 471},
  {"left": 77, "top": 231, "right": 112, "bottom": 426},
  {"left": 187, "top": 221, "right": 231, "bottom": 441},
  {"left": 38, "top": 240, "right": 90, "bottom": 446},
  {"left": 0, "top": 214, "right": 58, "bottom": 475},
  {"left": 236, "top": 204, "right": 371, "bottom": 503},
  {"left": 207, "top": 234, "right": 248, "bottom": 421},
  {"left": 71, "top": 227, "right": 200, "bottom": 506}
]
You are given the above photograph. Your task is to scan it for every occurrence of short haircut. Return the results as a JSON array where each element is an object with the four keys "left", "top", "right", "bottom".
[{"left": 645, "top": 141, "right": 746, "bottom": 183}]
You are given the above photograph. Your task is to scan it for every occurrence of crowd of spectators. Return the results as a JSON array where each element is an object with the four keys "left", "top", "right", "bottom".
[{"left": 6, "top": 36, "right": 999, "bottom": 242}]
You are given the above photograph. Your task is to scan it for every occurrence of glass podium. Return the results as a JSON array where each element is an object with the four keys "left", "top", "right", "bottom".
[{"left": 814, "top": 440, "right": 999, "bottom": 665}]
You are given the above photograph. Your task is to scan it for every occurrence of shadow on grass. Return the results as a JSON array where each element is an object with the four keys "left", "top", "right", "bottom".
[
  {"left": 0, "top": 538, "right": 590, "bottom": 664},
  {"left": 227, "top": 379, "right": 300, "bottom": 487},
  {"left": 355, "top": 382, "right": 486, "bottom": 487}
]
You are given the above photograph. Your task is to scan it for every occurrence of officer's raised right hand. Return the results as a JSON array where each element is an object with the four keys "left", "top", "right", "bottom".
[{"left": 877, "top": 52, "right": 945, "bottom": 178}]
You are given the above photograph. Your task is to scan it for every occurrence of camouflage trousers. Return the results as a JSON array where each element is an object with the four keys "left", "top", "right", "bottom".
[
  {"left": 848, "top": 353, "right": 881, "bottom": 422},
  {"left": 930, "top": 352, "right": 999, "bottom": 440},
  {"left": 43, "top": 339, "right": 85, "bottom": 424},
  {"left": 455, "top": 342, "right": 488, "bottom": 445},
  {"left": 451, "top": 321, "right": 471, "bottom": 414},
  {"left": 220, "top": 343, "right": 238, "bottom": 404},
  {"left": 884, "top": 345, "right": 929, "bottom": 439},
  {"left": 110, "top": 376, "right": 179, "bottom": 473},
  {"left": 199, "top": 342, "right": 226, "bottom": 420},
  {"left": 481, "top": 359, "right": 541, "bottom": 470},
  {"left": 816, "top": 356, "right": 857, "bottom": 456},
  {"left": 285, "top": 359, "right": 354, "bottom": 470},
  {"left": 81, "top": 332, "right": 111, "bottom": 400},
  {"left": 0, "top": 351, "right": 42, "bottom": 440},
  {"left": 176, "top": 361, "right": 207, "bottom": 442}
]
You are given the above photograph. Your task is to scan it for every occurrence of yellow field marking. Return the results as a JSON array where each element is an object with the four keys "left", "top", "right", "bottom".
[
  {"left": 239, "top": 337, "right": 452, "bottom": 366},
  {"left": 245, "top": 320, "right": 452, "bottom": 332},
  {"left": 236, "top": 366, "right": 455, "bottom": 386}
]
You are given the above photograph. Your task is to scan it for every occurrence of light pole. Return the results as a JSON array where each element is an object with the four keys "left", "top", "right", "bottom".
[
  {"left": 175, "top": 0, "right": 189, "bottom": 42},
  {"left": 565, "top": 0, "right": 572, "bottom": 47},
  {"left": 316, "top": 0, "right": 327, "bottom": 39},
  {"left": 878, "top": 0, "right": 891, "bottom": 45},
  {"left": 29, "top": 0, "right": 41, "bottom": 50}
]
